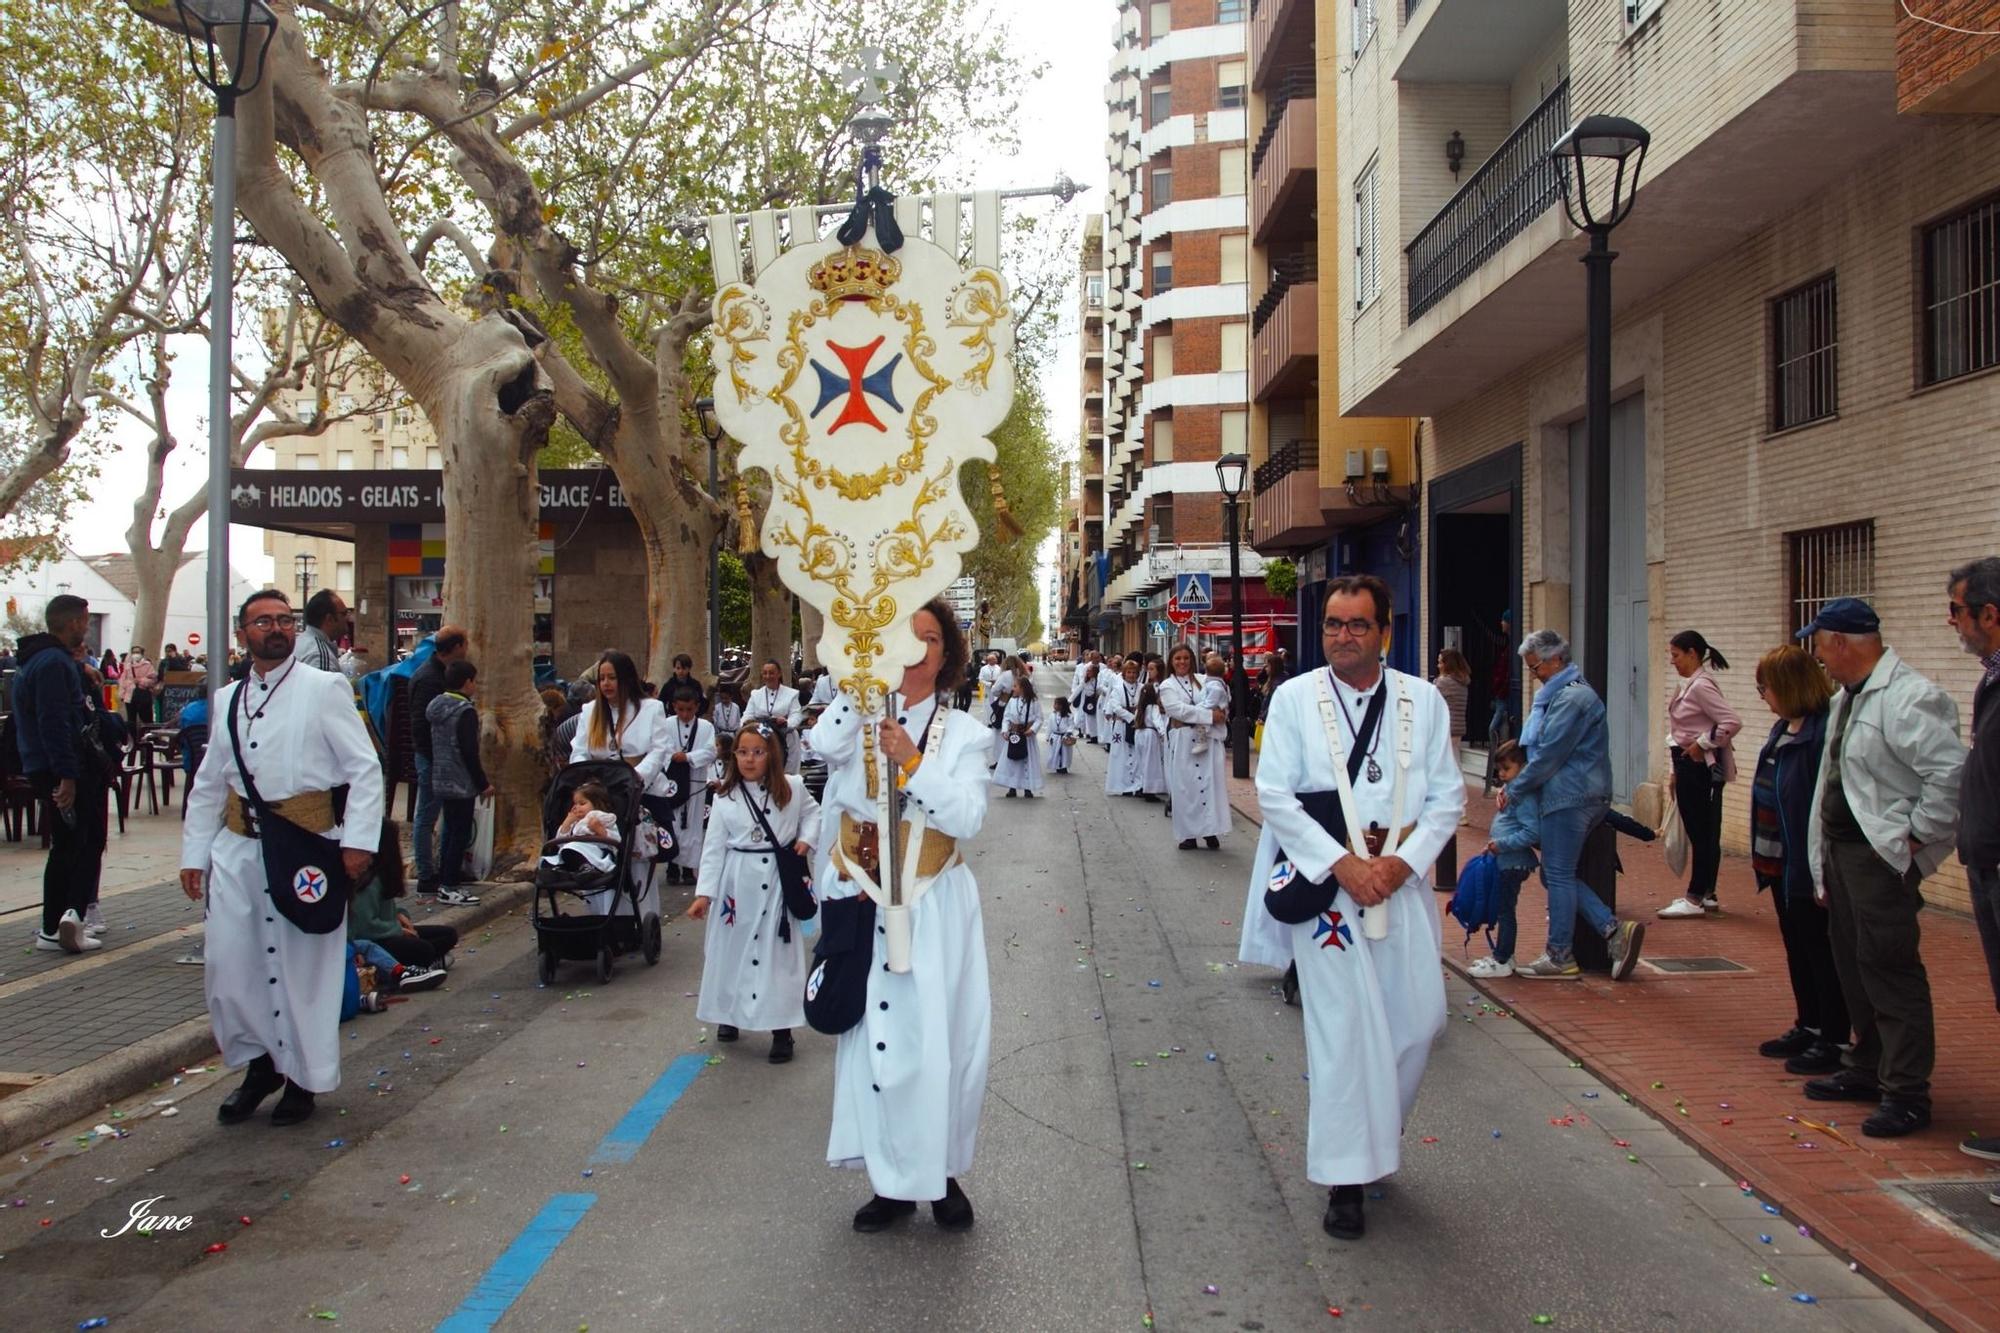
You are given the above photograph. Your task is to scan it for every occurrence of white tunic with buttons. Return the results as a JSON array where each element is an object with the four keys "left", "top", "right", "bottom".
[
  {"left": 744, "top": 684, "right": 805, "bottom": 773},
  {"left": 812, "top": 690, "right": 991, "bottom": 1202},
  {"left": 1102, "top": 678, "right": 1143, "bottom": 794},
  {"left": 1046, "top": 711, "right": 1079, "bottom": 772},
  {"left": 1236, "top": 668, "right": 1462, "bottom": 1188},
  {"left": 181, "top": 663, "right": 386, "bottom": 1093},
  {"left": 1135, "top": 698, "right": 1168, "bottom": 795},
  {"left": 990, "top": 696, "right": 1045, "bottom": 792},
  {"left": 1162, "top": 673, "right": 1232, "bottom": 840},
  {"left": 662, "top": 716, "right": 718, "bottom": 874},
  {"left": 694, "top": 781, "right": 821, "bottom": 1032}
]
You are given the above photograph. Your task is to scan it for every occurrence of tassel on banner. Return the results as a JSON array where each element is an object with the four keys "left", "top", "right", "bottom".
[
  {"left": 735, "top": 481, "right": 758, "bottom": 555},
  {"left": 987, "top": 464, "right": 1024, "bottom": 543}
]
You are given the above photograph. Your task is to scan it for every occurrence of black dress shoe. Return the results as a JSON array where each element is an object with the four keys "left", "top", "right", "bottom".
[
  {"left": 717, "top": 1024, "right": 740, "bottom": 1043},
  {"left": 932, "top": 1178, "right": 974, "bottom": 1231},
  {"left": 1804, "top": 1068, "right": 1881, "bottom": 1102},
  {"left": 852, "top": 1195, "right": 918, "bottom": 1233},
  {"left": 1281, "top": 962, "right": 1300, "bottom": 1007},
  {"left": 769, "top": 1030, "right": 795, "bottom": 1064},
  {"left": 1323, "top": 1185, "right": 1365, "bottom": 1240},
  {"left": 217, "top": 1055, "right": 283, "bottom": 1125},
  {"left": 1759, "top": 1026, "right": 1815, "bottom": 1058},
  {"left": 269, "top": 1081, "right": 316, "bottom": 1127},
  {"left": 1141, "top": 794, "right": 1161, "bottom": 803},
  {"left": 1179, "top": 838, "right": 1198, "bottom": 851},
  {"left": 1784, "top": 1042, "right": 1844, "bottom": 1076},
  {"left": 1862, "top": 1099, "right": 1931, "bottom": 1138},
  {"left": 1204, "top": 836, "right": 1220, "bottom": 849}
]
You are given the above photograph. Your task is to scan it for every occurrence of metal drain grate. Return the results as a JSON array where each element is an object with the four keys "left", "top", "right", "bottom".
[
  {"left": 1885, "top": 1179, "right": 2000, "bottom": 1257},
  {"left": 1640, "top": 956, "right": 1750, "bottom": 974}
]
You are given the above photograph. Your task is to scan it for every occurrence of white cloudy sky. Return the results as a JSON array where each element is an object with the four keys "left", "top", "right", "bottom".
[{"left": 70, "top": 0, "right": 1114, "bottom": 633}]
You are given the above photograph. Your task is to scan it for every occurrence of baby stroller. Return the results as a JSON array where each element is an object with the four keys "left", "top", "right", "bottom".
[{"left": 532, "top": 760, "right": 663, "bottom": 984}]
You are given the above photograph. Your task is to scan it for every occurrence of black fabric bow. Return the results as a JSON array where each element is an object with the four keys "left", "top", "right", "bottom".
[{"left": 837, "top": 185, "right": 903, "bottom": 252}]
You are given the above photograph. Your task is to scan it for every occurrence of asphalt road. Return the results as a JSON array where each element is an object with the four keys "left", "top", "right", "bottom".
[{"left": 0, "top": 668, "right": 1921, "bottom": 1331}]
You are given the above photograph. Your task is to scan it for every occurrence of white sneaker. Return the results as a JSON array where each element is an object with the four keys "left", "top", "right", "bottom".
[
  {"left": 1468, "top": 956, "right": 1515, "bottom": 978},
  {"left": 433, "top": 887, "right": 482, "bottom": 907},
  {"left": 1656, "top": 897, "right": 1708, "bottom": 919},
  {"left": 83, "top": 903, "right": 107, "bottom": 935},
  {"left": 34, "top": 931, "right": 66, "bottom": 952}
]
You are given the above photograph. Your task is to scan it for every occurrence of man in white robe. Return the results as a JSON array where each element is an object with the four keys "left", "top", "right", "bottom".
[
  {"left": 744, "top": 660, "right": 805, "bottom": 775},
  {"left": 181, "top": 590, "right": 385, "bottom": 1127},
  {"left": 663, "top": 685, "right": 718, "bottom": 885},
  {"left": 1162, "top": 646, "right": 1232, "bottom": 848},
  {"left": 1102, "top": 661, "right": 1144, "bottom": 795},
  {"left": 1070, "top": 659, "right": 1101, "bottom": 745},
  {"left": 1236, "top": 577, "right": 1463, "bottom": 1241},
  {"left": 1096, "top": 655, "right": 1123, "bottom": 750}
]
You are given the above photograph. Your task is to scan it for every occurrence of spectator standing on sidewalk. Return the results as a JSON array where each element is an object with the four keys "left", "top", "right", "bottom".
[
  {"left": 1802, "top": 598, "right": 1964, "bottom": 1138},
  {"left": 1947, "top": 557, "right": 2000, "bottom": 1166},
  {"left": 124, "top": 647, "right": 159, "bottom": 729},
  {"left": 1748, "top": 645, "right": 1846, "bottom": 1076},
  {"left": 1434, "top": 649, "right": 1471, "bottom": 764},
  {"left": 427, "top": 659, "right": 492, "bottom": 906},
  {"left": 408, "top": 626, "right": 468, "bottom": 894},
  {"left": 292, "top": 589, "right": 347, "bottom": 673},
  {"left": 1660, "top": 630, "right": 1742, "bottom": 919},
  {"left": 1503, "top": 629, "right": 1647, "bottom": 981},
  {"left": 13, "top": 595, "right": 109, "bottom": 953}
]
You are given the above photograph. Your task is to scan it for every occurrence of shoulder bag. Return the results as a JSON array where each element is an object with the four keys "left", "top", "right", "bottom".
[
  {"left": 741, "top": 787, "right": 816, "bottom": 929},
  {"left": 226, "top": 681, "right": 352, "bottom": 935}
]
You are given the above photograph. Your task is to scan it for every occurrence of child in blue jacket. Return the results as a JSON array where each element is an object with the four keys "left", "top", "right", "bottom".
[{"left": 1473, "top": 741, "right": 1540, "bottom": 978}]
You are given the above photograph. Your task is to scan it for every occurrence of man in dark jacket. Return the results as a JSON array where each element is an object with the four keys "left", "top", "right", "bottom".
[
  {"left": 408, "top": 626, "right": 468, "bottom": 894},
  {"left": 1949, "top": 557, "right": 2000, "bottom": 1169},
  {"left": 425, "top": 658, "right": 490, "bottom": 905},
  {"left": 13, "top": 595, "right": 108, "bottom": 952}
]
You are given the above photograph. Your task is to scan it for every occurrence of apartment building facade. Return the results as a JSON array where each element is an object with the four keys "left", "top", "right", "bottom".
[
  {"left": 1243, "top": 0, "right": 1423, "bottom": 678},
  {"left": 1093, "top": 0, "right": 1271, "bottom": 661},
  {"left": 1061, "top": 215, "right": 1108, "bottom": 650},
  {"left": 1334, "top": 0, "right": 2000, "bottom": 912}
]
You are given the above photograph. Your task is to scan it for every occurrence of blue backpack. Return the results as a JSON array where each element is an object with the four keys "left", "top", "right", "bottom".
[{"left": 1447, "top": 852, "right": 1503, "bottom": 951}]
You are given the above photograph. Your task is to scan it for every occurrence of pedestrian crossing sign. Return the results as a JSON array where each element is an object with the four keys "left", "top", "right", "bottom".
[
  {"left": 1175, "top": 572, "right": 1213, "bottom": 610},
  {"left": 1149, "top": 619, "right": 1169, "bottom": 637}
]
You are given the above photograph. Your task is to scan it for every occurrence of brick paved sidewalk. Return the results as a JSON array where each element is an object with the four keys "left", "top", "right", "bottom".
[{"left": 1223, "top": 760, "right": 2000, "bottom": 1331}]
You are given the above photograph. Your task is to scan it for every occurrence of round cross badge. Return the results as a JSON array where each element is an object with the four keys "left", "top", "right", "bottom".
[
  {"left": 1267, "top": 859, "right": 1298, "bottom": 895},
  {"left": 663, "top": 778, "right": 679, "bottom": 798},
  {"left": 293, "top": 866, "right": 329, "bottom": 903},
  {"left": 805, "top": 960, "right": 826, "bottom": 1002}
]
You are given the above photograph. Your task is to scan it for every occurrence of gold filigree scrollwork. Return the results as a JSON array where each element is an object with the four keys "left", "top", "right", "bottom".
[
  {"left": 947, "top": 268, "right": 1010, "bottom": 391},
  {"left": 713, "top": 285, "right": 771, "bottom": 406}
]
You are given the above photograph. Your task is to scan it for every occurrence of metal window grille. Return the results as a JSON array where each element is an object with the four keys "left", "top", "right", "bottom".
[
  {"left": 1922, "top": 192, "right": 2000, "bottom": 385},
  {"left": 1788, "top": 521, "right": 1875, "bottom": 637},
  {"left": 1353, "top": 159, "right": 1381, "bottom": 311},
  {"left": 1770, "top": 272, "right": 1837, "bottom": 431},
  {"left": 1351, "top": 0, "right": 1378, "bottom": 55}
]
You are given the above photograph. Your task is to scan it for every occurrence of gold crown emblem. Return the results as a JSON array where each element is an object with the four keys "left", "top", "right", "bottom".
[{"left": 808, "top": 247, "right": 900, "bottom": 301}]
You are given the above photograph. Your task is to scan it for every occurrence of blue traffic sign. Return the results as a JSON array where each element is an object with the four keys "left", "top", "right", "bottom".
[
  {"left": 1149, "top": 619, "right": 1170, "bottom": 637},
  {"left": 1175, "top": 572, "right": 1213, "bottom": 610}
]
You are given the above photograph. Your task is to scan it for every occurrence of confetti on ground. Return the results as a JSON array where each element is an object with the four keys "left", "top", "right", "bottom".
[
  {"left": 1796, "top": 1225, "right": 1811, "bottom": 1238},
  {"left": 1532, "top": 1318, "right": 1554, "bottom": 1327},
  {"left": 1420, "top": 1136, "right": 1439, "bottom": 1144},
  {"left": 78, "top": 1320, "right": 109, "bottom": 1330},
  {"left": 325, "top": 1140, "right": 345, "bottom": 1150},
  {"left": 1758, "top": 1234, "right": 1772, "bottom": 1244},
  {"left": 239, "top": 1216, "right": 253, "bottom": 1226},
  {"left": 203, "top": 1243, "right": 227, "bottom": 1255},
  {"left": 1791, "top": 1294, "right": 1816, "bottom": 1305},
  {"left": 1762, "top": 1204, "right": 1780, "bottom": 1216},
  {"left": 399, "top": 1175, "right": 411, "bottom": 1185},
  {"left": 1328, "top": 1308, "right": 1342, "bottom": 1318},
  {"left": 1205, "top": 1053, "right": 1217, "bottom": 1061},
  {"left": 1203, "top": 1285, "right": 1218, "bottom": 1295},
  {"left": 1759, "top": 1273, "right": 1776, "bottom": 1287},
  {"left": 1613, "top": 1140, "right": 1630, "bottom": 1149},
  {"left": 1492, "top": 1130, "right": 1502, "bottom": 1139}
]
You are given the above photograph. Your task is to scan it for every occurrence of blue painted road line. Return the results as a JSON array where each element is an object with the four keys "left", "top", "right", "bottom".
[
  {"left": 436, "top": 1193, "right": 596, "bottom": 1333},
  {"left": 588, "top": 1051, "right": 708, "bottom": 1164}
]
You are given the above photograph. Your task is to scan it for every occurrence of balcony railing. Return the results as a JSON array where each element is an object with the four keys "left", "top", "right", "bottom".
[
  {"left": 1252, "top": 253, "right": 1318, "bottom": 335},
  {"left": 1253, "top": 279, "right": 1317, "bottom": 403},
  {"left": 1250, "top": 0, "right": 1310, "bottom": 90},
  {"left": 1254, "top": 438, "right": 1309, "bottom": 496},
  {"left": 1251, "top": 69, "right": 1316, "bottom": 176},
  {"left": 1405, "top": 77, "right": 1569, "bottom": 323}
]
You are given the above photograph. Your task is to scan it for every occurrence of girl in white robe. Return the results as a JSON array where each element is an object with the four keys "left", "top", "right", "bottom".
[
  {"left": 690, "top": 722, "right": 821, "bottom": 1061},
  {"left": 986, "top": 660, "right": 1018, "bottom": 766},
  {"left": 1047, "top": 697, "right": 1078, "bottom": 773},
  {"left": 661, "top": 692, "right": 718, "bottom": 886},
  {"left": 1134, "top": 662, "right": 1168, "bottom": 800},
  {"left": 991, "top": 687, "right": 1045, "bottom": 796},
  {"left": 1102, "top": 663, "right": 1143, "bottom": 795},
  {"left": 814, "top": 601, "right": 991, "bottom": 1230},
  {"left": 1162, "top": 647, "right": 1232, "bottom": 848},
  {"left": 1095, "top": 661, "right": 1121, "bottom": 748},
  {"left": 1070, "top": 663, "right": 1100, "bottom": 745}
]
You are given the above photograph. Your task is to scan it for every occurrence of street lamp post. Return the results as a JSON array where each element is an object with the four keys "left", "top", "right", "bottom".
[
  {"left": 294, "top": 551, "right": 316, "bottom": 606},
  {"left": 1215, "top": 452, "right": 1251, "bottom": 779},
  {"left": 694, "top": 397, "right": 725, "bottom": 675},
  {"left": 1552, "top": 114, "right": 1649, "bottom": 700},
  {"left": 174, "top": 0, "right": 277, "bottom": 696}
]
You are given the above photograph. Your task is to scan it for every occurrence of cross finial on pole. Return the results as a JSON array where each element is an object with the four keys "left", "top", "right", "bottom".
[{"left": 840, "top": 46, "right": 902, "bottom": 147}]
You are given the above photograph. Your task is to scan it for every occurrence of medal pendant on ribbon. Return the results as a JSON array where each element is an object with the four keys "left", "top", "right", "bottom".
[{"left": 1366, "top": 758, "right": 1382, "bottom": 783}]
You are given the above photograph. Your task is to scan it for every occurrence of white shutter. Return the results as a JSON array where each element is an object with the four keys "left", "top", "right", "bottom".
[{"left": 1353, "top": 161, "right": 1380, "bottom": 312}]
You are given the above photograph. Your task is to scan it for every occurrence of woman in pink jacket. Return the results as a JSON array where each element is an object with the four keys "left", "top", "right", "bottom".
[{"left": 1661, "top": 630, "right": 1742, "bottom": 918}]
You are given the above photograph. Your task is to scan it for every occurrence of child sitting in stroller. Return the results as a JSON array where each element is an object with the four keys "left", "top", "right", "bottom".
[{"left": 542, "top": 781, "right": 621, "bottom": 874}]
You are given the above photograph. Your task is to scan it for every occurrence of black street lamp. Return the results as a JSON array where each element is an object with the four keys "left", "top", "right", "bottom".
[
  {"left": 1215, "top": 451, "right": 1251, "bottom": 779},
  {"left": 174, "top": 0, "right": 277, "bottom": 696},
  {"left": 294, "top": 551, "right": 317, "bottom": 605},
  {"left": 1552, "top": 114, "right": 1649, "bottom": 700},
  {"left": 694, "top": 397, "right": 725, "bottom": 675}
]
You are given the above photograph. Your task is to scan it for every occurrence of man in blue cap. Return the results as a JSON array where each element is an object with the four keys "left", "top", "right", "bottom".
[{"left": 1800, "top": 597, "right": 1964, "bottom": 1138}]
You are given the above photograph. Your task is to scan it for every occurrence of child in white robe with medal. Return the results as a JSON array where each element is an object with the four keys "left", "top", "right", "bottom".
[
  {"left": 1236, "top": 578, "right": 1463, "bottom": 1241},
  {"left": 689, "top": 722, "right": 820, "bottom": 1063},
  {"left": 1046, "top": 696, "right": 1078, "bottom": 773}
]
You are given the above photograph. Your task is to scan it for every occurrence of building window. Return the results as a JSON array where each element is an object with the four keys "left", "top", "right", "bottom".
[
  {"left": 336, "top": 394, "right": 356, "bottom": 415},
  {"left": 335, "top": 561, "right": 354, "bottom": 591},
  {"left": 1788, "top": 521, "right": 1875, "bottom": 638},
  {"left": 1151, "top": 248, "right": 1173, "bottom": 293},
  {"left": 1218, "top": 0, "right": 1247, "bottom": 20},
  {"left": 293, "top": 454, "right": 321, "bottom": 471},
  {"left": 1152, "top": 495, "right": 1175, "bottom": 545},
  {"left": 1153, "top": 417, "right": 1175, "bottom": 461},
  {"left": 1770, "top": 273, "right": 1837, "bottom": 431},
  {"left": 1149, "top": 85, "right": 1171, "bottom": 125},
  {"left": 1153, "top": 334, "right": 1175, "bottom": 378},
  {"left": 1921, "top": 191, "right": 2000, "bottom": 386},
  {"left": 1219, "top": 146, "right": 1246, "bottom": 197},
  {"left": 1626, "top": 0, "right": 1666, "bottom": 29},
  {"left": 335, "top": 450, "right": 355, "bottom": 471},
  {"left": 1220, "top": 235, "right": 1248, "bottom": 285},
  {"left": 368, "top": 414, "right": 383, "bottom": 431},
  {"left": 1218, "top": 59, "right": 1246, "bottom": 110},
  {"left": 297, "top": 400, "right": 318, "bottom": 423},
  {"left": 1221, "top": 409, "right": 1248, "bottom": 455},
  {"left": 1087, "top": 275, "right": 1106, "bottom": 307},
  {"left": 1150, "top": 166, "right": 1173, "bottom": 207},
  {"left": 1220, "top": 322, "right": 1248, "bottom": 372},
  {"left": 1353, "top": 158, "right": 1381, "bottom": 312},
  {"left": 1149, "top": 1, "right": 1171, "bottom": 37},
  {"left": 1351, "top": 0, "right": 1378, "bottom": 56},
  {"left": 392, "top": 446, "right": 411, "bottom": 469},
  {"left": 427, "top": 447, "right": 443, "bottom": 469}
]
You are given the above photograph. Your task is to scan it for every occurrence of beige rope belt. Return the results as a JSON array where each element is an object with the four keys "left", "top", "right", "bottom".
[
  {"left": 224, "top": 789, "right": 338, "bottom": 838},
  {"left": 830, "top": 811, "right": 959, "bottom": 882}
]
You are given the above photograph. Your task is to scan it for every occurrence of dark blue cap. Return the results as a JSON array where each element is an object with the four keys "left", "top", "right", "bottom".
[{"left": 1795, "top": 596, "right": 1880, "bottom": 641}]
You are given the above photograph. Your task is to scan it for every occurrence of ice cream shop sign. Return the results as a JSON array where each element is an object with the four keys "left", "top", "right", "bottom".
[{"left": 228, "top": 469, "right": 633, "bottom": 526}]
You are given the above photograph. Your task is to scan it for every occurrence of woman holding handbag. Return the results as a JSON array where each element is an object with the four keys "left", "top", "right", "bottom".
[
  {"left": 1660, "top": 631, "right": 1742, "bottom": 918},
  {"left": 991, "top": 675, "right": 1045, "bottom": 798},
  {"left": 688, "top": 721, "right": 821, "bottom": 1064}
]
